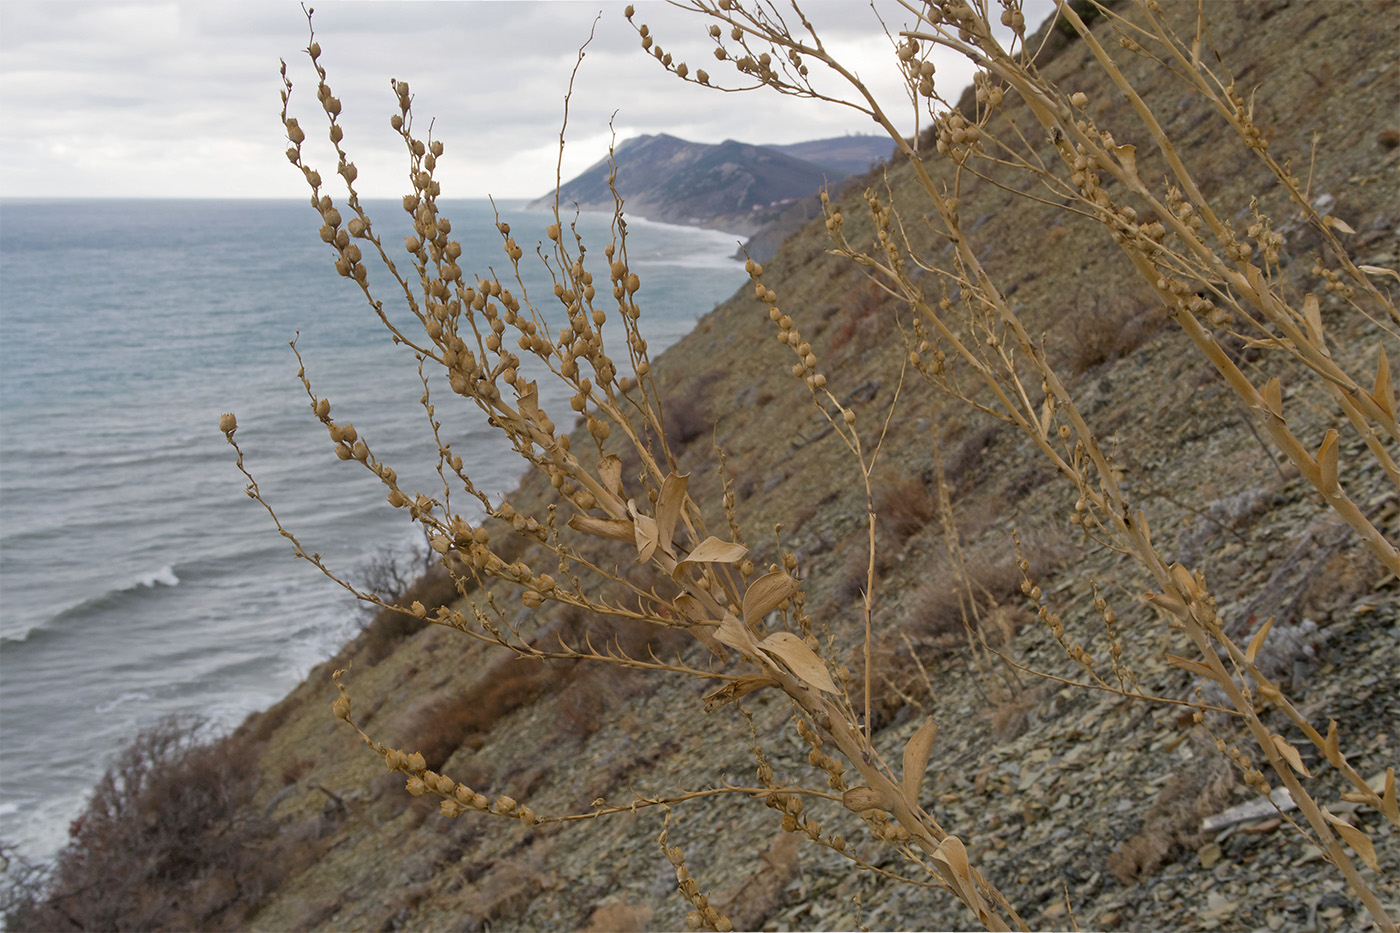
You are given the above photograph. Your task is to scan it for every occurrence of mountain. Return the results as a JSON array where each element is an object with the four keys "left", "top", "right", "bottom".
[
  {"left": 530, "top": 133, "right": 889, "bottom": 239},
  {"left": 761, "top": 135, "right": 893, "bottom": 177}
]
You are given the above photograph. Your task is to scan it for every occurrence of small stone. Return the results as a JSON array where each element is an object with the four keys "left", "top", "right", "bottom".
[{"left": 1198, "top": 842, "right": 1223, "bottom": 868}]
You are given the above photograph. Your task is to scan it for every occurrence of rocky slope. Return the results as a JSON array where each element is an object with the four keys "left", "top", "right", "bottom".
[{"left": 25, "top": 2, "right": 1398, "bottom": 931}]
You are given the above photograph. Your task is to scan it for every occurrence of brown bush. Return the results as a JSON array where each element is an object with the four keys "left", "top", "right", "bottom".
[
  {"left": 1063, "top": 297, "right": 1162, "bottom": 375},
  {"left": 874, "top": 470, "right": 935, "bottom": 542},
  {"left": 3, "top": 720, "right": 281, "bottom": 932},
  {"left": 358, "top": 563, "right": 462, "bottom": 665},
  {"left": 1108, "top": 754, "right": 1237, "bottom": 883}
]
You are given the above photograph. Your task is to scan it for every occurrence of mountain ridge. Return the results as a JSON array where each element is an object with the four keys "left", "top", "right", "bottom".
[{"left": 529, "top": 133, "right": 891, "bottom": 244}]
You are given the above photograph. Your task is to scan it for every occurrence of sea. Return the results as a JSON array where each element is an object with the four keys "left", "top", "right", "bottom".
[{"left": 0, "top": 197, "right": 748, "bottom": 866}]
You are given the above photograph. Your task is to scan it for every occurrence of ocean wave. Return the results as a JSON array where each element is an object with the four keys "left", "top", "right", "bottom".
[{"left": 0, "top": 564, "right": 184, "bottom": 646}]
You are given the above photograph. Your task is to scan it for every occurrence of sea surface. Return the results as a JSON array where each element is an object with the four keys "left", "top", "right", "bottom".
[{"left": 0, "top": 197, "right": 747, "bottom": 864}]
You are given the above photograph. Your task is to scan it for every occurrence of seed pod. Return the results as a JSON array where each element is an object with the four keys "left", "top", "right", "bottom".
[{"left": 219, "top": 412, "right": 237, "bottom": 435}]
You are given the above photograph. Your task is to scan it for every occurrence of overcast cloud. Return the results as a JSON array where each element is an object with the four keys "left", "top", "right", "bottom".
[{"left": 0, "top": 1, "right": 1052, "bottom": 200}]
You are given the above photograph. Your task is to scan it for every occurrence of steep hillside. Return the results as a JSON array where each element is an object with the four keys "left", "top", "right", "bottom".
[{"left": 16, "top": 2, "right": 1397, "bottom": 931}]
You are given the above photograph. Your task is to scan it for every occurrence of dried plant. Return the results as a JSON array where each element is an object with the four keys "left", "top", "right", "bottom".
[{"left": 222, "top": 3, "right": 1398, "bottom": 930}]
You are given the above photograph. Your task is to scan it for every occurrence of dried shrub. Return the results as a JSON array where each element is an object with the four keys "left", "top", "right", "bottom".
[
  {"left": 395, "top": 662, "right": 558, "bottom": 769},
  {"left": 358, "top": 563, "right": 461, "bottom": 665},
  {"left": 1108, "top": 754, "right": 1237, "bottom": 884},
  {"left": 4, "top": 720, "right": 281, "bottom": 932},
  {"left": 583, "top": 897, "right": 655, "bottom": 933},
  {"left": 874, "top": 469, "right": 935, "bottom": 542},
  {"left": 1063, "top": 297, "right": 1162, "bottom": 375},
  {"left": 941, "top": 422, "right": 1001, "bottom": 489}
]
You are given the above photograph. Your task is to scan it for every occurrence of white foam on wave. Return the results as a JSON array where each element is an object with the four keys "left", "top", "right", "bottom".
[
  {"left": 133, "top": 565, "right": 180, "bottom": 588},
  {"left": 94, "top": 690, "right": 153, "bottom": 715}
]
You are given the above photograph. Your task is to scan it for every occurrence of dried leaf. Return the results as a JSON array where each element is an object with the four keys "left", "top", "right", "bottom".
[
  {"left": 743, "top": 571, "right": 800, "bottom": 628},
  {"left": 1373, "top": 346, "right": 1394, "bottom": 419},
  {"left": 1302, "top": 294, "right": 1328, "bottom": 354},
  {"left": 598, "top": 454, "right": 624, "bottom": 498},
  {"left": 1113, "top": 143, "right": 1138, "bottom": 179},
  {"left": 1316, "top": 429, "right": 1340, "bottom": 494},
  {"left": 759, "top": 631, "right": 838, "bottom": 694},
  {"left": 673, "top": 594, "right": 708, "bottom": 623},
  {"left": 934, "top": 834, "right": 971, "bottom": 880},
  {"left": 627, "top": 499, "right": 659, "bottom": 563},
  {"left": 1260, "top": 378, "right": 1283, "bottom": 419},
  {"left": 1166, "top": 653, "right": 1217, "bottom": 680},
  {"left": 1246, "top": 616, "right": 1275, "bottom": 665},
  {"left": 933, "top": 835, "right": 983, "bottom": 914},
  {"left": 842, "top": 785, "right": 887, "bottom": 813},
  {"left": 654, "top": 472, "right": 689, "bottom": 557},
  {"left": 567, "top": 514, "right": 635, "bottom": 542},
  {"left": 1383, "top": 768, "right": 1398, "bottom": 823},
  {"left": 1322, "top": 810, "right": 1379, "bottom": 871},
  {"left": 516, "top": 380, "right": 541, "bottom": 421},
  {"left": 1039, "top": 394, "right": 1055, "bottom": 438},
  {"left": 901, "top": 717, "right": 938, "bottom": 811},
  {"left": 690, "top": 625, "right": 729, "bottom": 664},
  {"left": 1323, "top": 719, "right": 1342, "bottom": 767},
  {"left": 680, "top": 536, "right": 748, "bottom": 567},
  {"left": 1270, "top": 734, "right": 1312, "bottom": 777},
  {"left": 702, "top": 673, "right": 778, "bottom": 711},
  {"left": 1144, "top": 591, "right": 1187, "bottom": 616},
  {"left": 1168, "top": 562, "right": 1199, "bottom": 600},
  {"left": 1358, "top": 264, "right": 1400, "bottom": 281},
  {"left": 714, "top": 612, "right": 763, "bottom": 658},
  {"left": 1322, "top": 215, "right": 1356, "bottom": 235}
]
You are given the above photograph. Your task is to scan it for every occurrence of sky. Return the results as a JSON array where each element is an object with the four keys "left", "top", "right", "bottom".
[{"left": 0, "top": 1, "right": 1053, "bottom": 200}]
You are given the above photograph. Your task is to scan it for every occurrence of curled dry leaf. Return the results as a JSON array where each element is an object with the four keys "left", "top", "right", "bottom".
[
  {"left": 842, "top": 785, "right": 888, "bottom": 813},
  {"left": 714, "top": 612, "right": 764, "bottom": 659},
  {"left": 742, "top": 570, "right": 800, "bottom": 628},
  {"left": 1113, "top": 143, "right": 1139, "bottom": 180},
  {"left": 1357, "top": 263, "right": 1400, "bottom": 281},
  {"left": 1260, "top": 378, "right": 1283, "bottom": 419},
  {"left": 1323, "top": 719, "right": 1343, "bottom": 767},
  {"left": 1303, "top": 294, "right": 1330, "bottom": 356},
  {"left": 1373, "top": 345, "right": 1394, "bottom": 418},
  {"left": 1165, "top": 653, "right": 1218, "bottom": 680},
  {"left": 679, "top": 536, "right": 748, "bottom": 569},
  {"left": 1270, "top": 734, "right": 1311, "bottom": 777},
  {"left": 1246, "top": 616, "right": 1275, "bottom": 665},
  {"left": 568, "top": 514, "right": 636, "bottom": 542},
  {"left": 598, "top": 454, "right": 624, "bottom": 498},
  {"left": 1322, "top": 214, "right": 1356, "bottom": 235},
  {"left": 759, "top": 631, "right": 838, "bottom": 693},
  {"left": 628, "top": 499, "right": 660, "bottom": 563},
  {"left": 933, "top": 835, "right": 985, "bottom": 917},
  {"left": 1383, "top": 768, "right": 1398, "bottom": 824},
  {"left": 702, "top": 673, "right": 778, "bottom": 711},
  {"left": 901, "top": 717, "right": 938, "bottom": 811},
  {"left": 1316, "top": 429, "right": 1340, "bottom": 494},
  {"left": 1321, "top": 810, "right": 1379, "bottom": 871},
  {"left": 654, "top": 472, "right": 689, "bottom": 557}
]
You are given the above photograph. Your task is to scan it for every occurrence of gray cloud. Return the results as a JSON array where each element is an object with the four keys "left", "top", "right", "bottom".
[{"left": 0, "top": 1, "right": 1053, "bottom": 199}]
